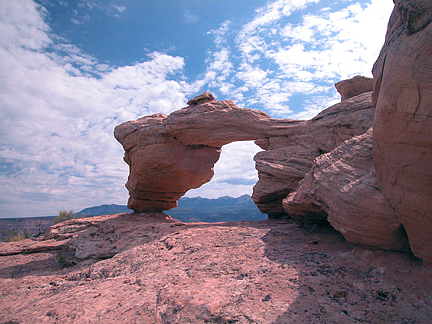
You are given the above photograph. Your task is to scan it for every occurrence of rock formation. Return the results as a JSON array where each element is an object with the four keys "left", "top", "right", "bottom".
[
  {"left": 372, "top": 1, "right": 432, "bottom": 261},
  {"left": 114, "top": 112, "right": 221, "bottom": 212},
  {"left": 114, "top": 0, "right": 432, "bottom": 260},
  {"left": 334, "top": 75, "right": 373, "bottom": 101},
  {"left": 114, "top": 93, "right": 297, "bottom": 212},
  {"left": 283, "top": 128, "right": 409, "bottom": 251},
  {"left": 280, "top": 0, "right": 432, "bottom": 260},
  {"left": 115, "top": 83, "right": 374, "bottom": 216},
  {"left": 252, "top": 89, "right": 375, "bottom": 217}
]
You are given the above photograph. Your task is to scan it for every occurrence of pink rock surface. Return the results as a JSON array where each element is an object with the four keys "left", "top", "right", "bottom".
[
  {"left": 115, "top": 93, "right": 299, "bottom": 213},
  {"left": 283, "top": 128, "right": 408, "bottom": 251},
  {"left": 253, "top": 91, "right": 375, "bottom": 217},
  {"left": 1, "top": 214, "right": 431, "bottom": 323},
  {"left": 114, "top": 112, "right": 222, "bottom": 212},
  {"left": 334, "top": 75, "right": 374, "bottom": 101},
  {"left": 372, "top": 1, "right": 432, "bottom": 260}
]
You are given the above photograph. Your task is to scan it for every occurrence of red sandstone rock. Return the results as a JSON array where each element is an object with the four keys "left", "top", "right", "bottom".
[
  {"left": 283, "top": 128, "right": 408, "bottom": 251},
  {"left": 372, "top": 1, "right": 432, "bottom": 261},
  {"left": 114, "top": 94, "right": 299, "bottom": 212},
  {"left": 163, "top": 98, "right": 298, "bottom": 147},
  {"left": 115, "top": 87, "right": 374, "bottom": 217},
  {"left": 1, "top": 214, "right": 431, "bottom": 323},
  {"left": 114, "top": 112, "right": 222, "bottom": 212},
  {"left": 253, "top": 91, "right": 375, "bottom": 217},
  {"left": 334, "top": 75, "right": 374, "bottom": 101}
]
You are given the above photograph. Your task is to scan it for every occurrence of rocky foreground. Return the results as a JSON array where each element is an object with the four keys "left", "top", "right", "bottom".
[{"left": 1, "top": 213, "right": 431, "bottom": 323}]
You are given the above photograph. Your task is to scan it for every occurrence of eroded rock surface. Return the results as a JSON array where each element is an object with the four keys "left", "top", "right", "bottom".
[
  {"left": 115, "top": 87, "right": 374, "bottom": 217},
  {"left": 372, "top": 1, "right": 432, "bottom": 260},
  {"left": 283, "top": 128, "right": 409, "bottom": 251},
  {"left": 114, "top": 113, "right": 222, "bottom": 212},
  {"left": 334, "top": 75, "right": 373, "bottom": 101},
  {"left": 253, "top": 91, "right": 375, "bottom": 217},
  {"left": 114, "top": 95, "right": 298, "bottom": 212},
  {"left": 1, "top": 214, "right": 431, "bottom": 323}
]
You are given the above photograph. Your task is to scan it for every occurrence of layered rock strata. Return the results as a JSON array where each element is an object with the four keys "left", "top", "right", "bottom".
[
  {"left": 372, "top": 1, "right": 432, "bottom": 260},
  {"left": 114, "top": 93, "right": 298, "bottom": 212},
  {"left": 283, "top": 128, "right": 408, "bottom": 251},
  {"left": 252, "top": 91, "right": 375, "bottom": 217}
]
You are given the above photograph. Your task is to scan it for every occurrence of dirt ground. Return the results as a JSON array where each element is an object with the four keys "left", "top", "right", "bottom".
[{"left": 0, "top": 213, "right": 431, "bottom": 323}]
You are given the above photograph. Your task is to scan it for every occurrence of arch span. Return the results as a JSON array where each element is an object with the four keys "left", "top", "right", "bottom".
[
  {"left": 114, "top": 92, "right": 300, "bottom": 213},
  {"left": 114, "top": 90, "right": 375, "bottom": 217}
]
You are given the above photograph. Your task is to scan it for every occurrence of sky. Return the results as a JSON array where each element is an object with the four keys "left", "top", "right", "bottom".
[{"left": 0, "top": 0, "right": 394, "bottom": 218}]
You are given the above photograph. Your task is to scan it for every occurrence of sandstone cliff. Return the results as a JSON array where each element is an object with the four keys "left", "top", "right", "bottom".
[
  {"left": 253, "top": 88, "right": 374, "bottom": 217},
  {"left": 372, "top": 0, "right": 432, "bottom": 261},
  {"left": 283, "top": 128, "right": 408, "bottom": 251}
]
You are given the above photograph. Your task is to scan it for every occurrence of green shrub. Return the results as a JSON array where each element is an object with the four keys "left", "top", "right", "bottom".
[
  {"left": 2, "top": 230, "right": 31, "bottom": 242},
  {"left": 54, "top": 210, "right": 75, "bottom": 224},
  {"left": 56, "top": 252, "right": 75, "bottom": 268}
]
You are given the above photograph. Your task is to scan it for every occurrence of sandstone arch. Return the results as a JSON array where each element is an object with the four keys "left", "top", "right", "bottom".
[{"left": 114, "top": 84, "right": 374, "bottom": 216}]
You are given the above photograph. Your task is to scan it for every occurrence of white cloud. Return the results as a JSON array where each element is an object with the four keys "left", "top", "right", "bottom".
[
  {"left": 0, "top": 0, "right": 395, "bottom": 217},
  {"left": 202, "top": 0, "right": 393, "bottom": 118},
  {"left": 111, "top": 5, "right": 126, "bottom": 14},
  {"left": 0, "top": 1, "right": 198, "bottom": 217},
  {"left": 207, "top": 20, "right": 232, "bottom": 47},
  {"left": 182, "top": 10, "right": 199, "bottom": 24},
  {"left": 237, "top": 63, "right": 268, "bottom": 88},
  {"left": 268, "top": 0, "right": 393, "bottom": 82},
  {"left": 186, "top": 141, "right": 261, "bottom": 199}
]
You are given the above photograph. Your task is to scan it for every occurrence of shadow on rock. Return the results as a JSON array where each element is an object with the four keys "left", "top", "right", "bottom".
[{"left": 260, "top": 221, "right": 430, "bottom": 324}]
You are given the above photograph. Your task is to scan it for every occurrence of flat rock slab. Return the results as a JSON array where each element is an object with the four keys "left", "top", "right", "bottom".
[{"left": 0, "top": 214, "right": 431, "bottom": 323}]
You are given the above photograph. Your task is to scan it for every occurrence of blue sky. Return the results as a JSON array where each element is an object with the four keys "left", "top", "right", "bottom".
[{"left": 0, "top": 0, "right": 393, "bottom": 218}]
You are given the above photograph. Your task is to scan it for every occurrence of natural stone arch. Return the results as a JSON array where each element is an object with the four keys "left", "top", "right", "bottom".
[
  {"left": 114, "top": 92, "right": 299, "bottom": 213},
  {"left": 114, "top": 83, "right": 375, "bottom": 217}
]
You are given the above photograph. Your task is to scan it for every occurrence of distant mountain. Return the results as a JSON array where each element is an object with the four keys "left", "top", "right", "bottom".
[
  {"left": 74, "top": 195, "right": 266, "bottom": 223},
  {"left": 76, "top": 204, "right": 132, "bottom": 217},
  {"left": 0, "top": 195, "right": 266, "bottom": 240},
  {"left": 165, "top": 194, "right": 267, "bottom": 223}
]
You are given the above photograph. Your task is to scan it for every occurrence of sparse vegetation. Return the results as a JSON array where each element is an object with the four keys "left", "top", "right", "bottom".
[
  {"left": 56, "top": 252, "right": 75, "bottom": 268},
  {"left": 1, "top": 230, "right": 31, "bottom": 242},
  {"left": 54, "top": 210, "right": 75, "bottom": 224}
]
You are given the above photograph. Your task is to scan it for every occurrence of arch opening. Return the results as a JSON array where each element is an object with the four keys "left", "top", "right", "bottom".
[{"left": 165, "top": 141, "right": 267, "bottom": 223}]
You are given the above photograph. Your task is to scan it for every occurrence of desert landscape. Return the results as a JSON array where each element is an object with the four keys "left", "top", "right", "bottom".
[
  {"left": 1, "top": 213, "right": 431, "bottom": 323},
  {"left": 1, "top": 0, "right": 432, "bottom": 323}
]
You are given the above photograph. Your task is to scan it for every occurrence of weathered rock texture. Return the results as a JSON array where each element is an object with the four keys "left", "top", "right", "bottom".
[
  {"left": 114, "top": 113, "right": 221, "bottom": 212},
  {"left": 372, "top": 1, "right": 432, "bottom": 261},
  {"left": 115, "top": 83, "right": 374, "bottom": 217},
  {"left": 1, "top": 214, "right": 431, "bottom": 323},
  {"left": 114, "top": 93, "right": 297, "bottom": 212},
  {"left": 283, "top": 128, "right": 409, "bottom": 251},
  {"left": 253, "top": 91, "right": 375, "bottom": 217},
  {"left": 335, "top": 75, "right": 374, "bottom": 101}
]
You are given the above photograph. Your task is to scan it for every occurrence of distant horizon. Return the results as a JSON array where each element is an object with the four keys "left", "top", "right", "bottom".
[{"left": 0, "top": 194, "right": 255, "bottom": 219}]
